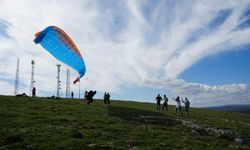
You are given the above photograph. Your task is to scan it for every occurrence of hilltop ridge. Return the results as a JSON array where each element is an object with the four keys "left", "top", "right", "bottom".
[{"left": 0, "top": 96, "right": 249, "bottom": 149}]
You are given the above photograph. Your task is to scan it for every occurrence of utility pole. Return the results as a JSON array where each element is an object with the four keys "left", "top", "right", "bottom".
[
  {"left": 78, "top": 80, "right": 81, "bottom": 99},
  {"left": 14, "top": 58, "right": 20, "bottom": 95},
  {"left": 65, "top": 69, "right": 70, "bottom": 98},
  {"left": 56, "top": 64, "right": 61, "bottom": 98}
]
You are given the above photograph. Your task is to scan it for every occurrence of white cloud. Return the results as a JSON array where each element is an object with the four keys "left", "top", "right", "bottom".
[
  {"left": 0, "top": 0, "right": 249, "bottom": 106},
  {"left": 144, "top": 78, "right": 248, "bottom": 107}
]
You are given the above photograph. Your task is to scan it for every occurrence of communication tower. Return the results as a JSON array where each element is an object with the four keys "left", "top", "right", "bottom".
[
  {"left": 29, "top": 60, "right": 35, "bottom": 96},
  {"left": 56, "top": 64, "right": 61, "bottom": 97},
  {"left": 14, "top": 58, "right": 20, "bottom": 95}
]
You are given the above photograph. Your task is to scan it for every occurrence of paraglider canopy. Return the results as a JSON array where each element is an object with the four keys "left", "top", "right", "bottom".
[{"left": 34, "top": 26, "right": 86, "bottom": 84}]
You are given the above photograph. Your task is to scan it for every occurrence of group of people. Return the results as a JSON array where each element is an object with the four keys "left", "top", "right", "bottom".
[
  {"left": 155, "top": 94, "right": 168, "bottom": 111},
  {"left": 71, "top": 90, "right": 97, "bottom": 104},
  {"left": 103, "top": 92, "right": 111, "bottom": 104},
  {"left": 16, "top": 87, "right": 36, "bottom": 97},
  {"left": 155, "top": 94, "right": 190, "bottom": 116},
  {"left": 70, "top": 90, "right": 111, "bottom": 105},
  {"left": 20, "top": 87, "right": 191, "bottom": 116},
  {"left": 83, "top": 90, "right": 97, "bottom": 104},
  {"left": 71, "top": 90, "right": 96, "bottom": 104}
]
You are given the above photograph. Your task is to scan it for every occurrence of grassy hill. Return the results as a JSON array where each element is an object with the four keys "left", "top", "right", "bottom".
[{"left": 0, "top": 96, "right": 249, "bottom": 150}]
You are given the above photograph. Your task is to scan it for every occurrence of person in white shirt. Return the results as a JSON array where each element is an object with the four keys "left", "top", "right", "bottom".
[{"left": 174, "top": 96, "right": 183, "bottom": 116}]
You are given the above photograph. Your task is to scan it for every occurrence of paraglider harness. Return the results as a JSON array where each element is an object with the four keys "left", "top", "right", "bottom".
[{"left": 86, "top": 90, "right": 96, "bottom": 104}]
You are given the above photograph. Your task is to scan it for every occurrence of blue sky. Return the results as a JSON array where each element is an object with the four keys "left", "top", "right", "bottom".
[
  {"left": 0, "top": 0, "right": 250, "bottom": 107},
  {"left": 179, "top": 45, "right": 250, "bottom": 85}
]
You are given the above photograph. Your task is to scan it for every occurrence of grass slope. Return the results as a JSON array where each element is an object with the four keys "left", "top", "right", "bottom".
[{"left": 0, "top": 96, "right": 249, "bottom": 150}]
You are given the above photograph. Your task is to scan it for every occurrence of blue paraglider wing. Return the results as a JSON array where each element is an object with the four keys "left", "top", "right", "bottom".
[{"left": 34, "top": 26, "right": 86, "bottom": 83}]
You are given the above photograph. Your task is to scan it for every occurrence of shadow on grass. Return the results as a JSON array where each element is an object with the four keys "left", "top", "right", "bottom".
[{"left": 107, "top": 106, "right": 180, "bottom": 126}]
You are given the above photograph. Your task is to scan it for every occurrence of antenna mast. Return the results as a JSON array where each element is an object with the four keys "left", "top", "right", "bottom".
[
  {"left": 14, "top": 58, "right": 20, "bottom": 95},
  {"left": 29, "top": 60, "right": 35, "bottom": 96},
  {"left": 56, "top": 64, "right": 61, "bottom": 97}
]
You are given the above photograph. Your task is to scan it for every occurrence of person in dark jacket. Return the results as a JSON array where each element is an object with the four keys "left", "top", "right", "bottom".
[
  {"left": 32, "top": 87, "right": 36, "bottom": 98},
  {"left": 155, "top": 94, "right": 162, "bottom": 110},
  {"left": 182, "top": 97, "right": 190, "bottom": 115},
  {"left": 103, "top": 92, "right": 107, "bottom": 104},
  {"left": 106, "top": 93, "right": 111, "bottom": 104},
  {"left": 71, "top": 91, "right": 74, "bottom": 99},
  {"left": 86, "top": 90, "right": 96, "bottom": 104},
  {"left": 162, "top": 95, "right": 168, "bottom": 111},
  {"left": 84, "top": 91, "right": 88, "bottom": 100}
]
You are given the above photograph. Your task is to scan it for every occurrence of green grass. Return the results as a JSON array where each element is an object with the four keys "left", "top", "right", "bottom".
[{"left": 0, "top": 96, "right": 249, "bottom": 149}]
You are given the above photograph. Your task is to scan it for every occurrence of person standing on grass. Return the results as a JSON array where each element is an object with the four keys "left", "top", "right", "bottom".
[
  {"left": 174, "top": 96, "right": 183, "bottom": 116},
  {"left": 32, "top": 87, "right": 36, "bottom": 98},
  {"left": 182, "top": 97, "right": 190, "bottom": 115},
  {"left": 71, "top": 91, "right": 74, "bottom": 99},
  {"left": 84, "top": 91, "right": 88, "bottom": 100},
  {"left": 155, "top": 94, "right": 162, "bottom": 110},
  {"left": 103, "top": 92, "right": 107, "bottom": 104},
  {"left": 162, "top": 95, "right": 168, "bottom": 111},
  {"left": 106, "top": 93, "right": 111, "bottom": 104}
]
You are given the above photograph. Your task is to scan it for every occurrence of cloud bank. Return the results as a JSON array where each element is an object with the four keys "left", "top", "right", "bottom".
[{"left": 0, "top": 0, "right": 249, "bottom": 106}]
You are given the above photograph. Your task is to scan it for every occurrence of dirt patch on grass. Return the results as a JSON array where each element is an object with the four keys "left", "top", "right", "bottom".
[
  {"left": 133, "top": 115, "right": 181, "bottom": 126},
  {"left": 71, "top": 131, "right": 84, "bottom": 139},
  {"left": 4, "top": 133, "right": 23, "bottom": 145},
  {"left": 107, "top": 106, "right": 180, "bottom": 126}
]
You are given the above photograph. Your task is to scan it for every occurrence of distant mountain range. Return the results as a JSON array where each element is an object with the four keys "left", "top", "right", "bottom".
[{"left": 206, "top": 104, "right": 250, "bottom": 114}]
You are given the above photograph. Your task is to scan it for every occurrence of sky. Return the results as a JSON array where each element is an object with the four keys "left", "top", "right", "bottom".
[{"left": 0, "top": 0, "right": 250, "bottom": 107}]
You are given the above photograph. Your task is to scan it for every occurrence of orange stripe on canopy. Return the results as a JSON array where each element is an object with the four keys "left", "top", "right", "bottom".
[
  {"left": 35, "top": 31, "right": 41, "bottom": 37},
  {"left": 52, "top": 26, "right": 83, "bottom": 58}
]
